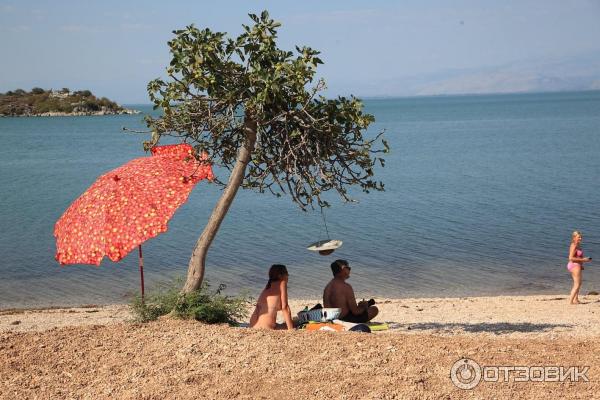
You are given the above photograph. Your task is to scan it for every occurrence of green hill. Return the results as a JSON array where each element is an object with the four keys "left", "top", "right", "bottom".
[{"left": 0, "top": 88, "right": 138, "bottom": 117}]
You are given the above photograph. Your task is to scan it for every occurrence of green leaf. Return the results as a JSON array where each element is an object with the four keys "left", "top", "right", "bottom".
[{"left": 141, "top": 10, "right": 388, "bottom": 212}]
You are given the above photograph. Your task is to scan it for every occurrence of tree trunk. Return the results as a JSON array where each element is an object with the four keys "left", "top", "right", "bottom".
[{"left": 181, "top": 116, "right": 257, "bottom": 293}]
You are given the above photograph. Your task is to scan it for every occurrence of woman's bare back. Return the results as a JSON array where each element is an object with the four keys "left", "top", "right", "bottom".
[{"left": 249, "top": 284, "right": 283, "bottom": 329}]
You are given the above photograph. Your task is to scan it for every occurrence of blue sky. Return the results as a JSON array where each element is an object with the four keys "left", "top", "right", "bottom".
[{"left": 1, "top": 0, "right": 600, "bottom": 103}]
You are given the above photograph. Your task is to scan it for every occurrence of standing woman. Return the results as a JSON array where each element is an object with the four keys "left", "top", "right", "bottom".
[
  {"left": 567, "top": 231, "right": 592, "bottom": 304},
  {"left": 249, "top": 264, "right": 294, "bottom": 330}
]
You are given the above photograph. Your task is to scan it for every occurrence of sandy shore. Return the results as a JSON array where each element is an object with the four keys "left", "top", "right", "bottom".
[
  {"left": 2, "top": 294, "right": 599, "bottom": 398},
  {"left": 2, "top": 294, "right": 599, "bottom": 338}
]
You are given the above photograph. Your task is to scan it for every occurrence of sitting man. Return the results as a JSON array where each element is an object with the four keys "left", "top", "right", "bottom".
[{"left": 323, "top": 259, "right": 378, "bottom": 323}]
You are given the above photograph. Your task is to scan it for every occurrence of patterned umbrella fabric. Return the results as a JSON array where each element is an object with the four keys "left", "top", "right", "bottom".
[{"left": 54, "top": 143, "right": 213, "bottom": 266}]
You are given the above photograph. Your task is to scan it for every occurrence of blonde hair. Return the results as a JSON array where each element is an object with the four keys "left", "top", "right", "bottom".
[{"left": 572, "top": 230, "right": 582, "bottom": 242}]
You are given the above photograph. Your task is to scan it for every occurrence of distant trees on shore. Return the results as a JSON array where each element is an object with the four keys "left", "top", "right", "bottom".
[{"left": 0, "top": 88, "right": 126, "bottom": 116}]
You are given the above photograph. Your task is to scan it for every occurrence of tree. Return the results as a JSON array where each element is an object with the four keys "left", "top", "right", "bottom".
[
  {"left": 31, "top": 87, "right": 45, "bottom": 95},
  {"left": 145, "top": 11, "right": 388, "bottom": 293}
]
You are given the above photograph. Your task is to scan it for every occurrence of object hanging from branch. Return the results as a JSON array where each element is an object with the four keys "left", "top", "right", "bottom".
[{"left": 145, "top": 10, "right": 389, "bottom": 293}]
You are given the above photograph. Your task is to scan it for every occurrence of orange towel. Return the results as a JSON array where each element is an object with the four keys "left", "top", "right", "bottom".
[{"left": 305, "top": 322, "right": 344, "bottom": 332}]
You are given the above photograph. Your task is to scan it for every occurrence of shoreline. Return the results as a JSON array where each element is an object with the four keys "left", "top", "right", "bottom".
[
  {"left": 0, "top": 109, "right": 140, "bottom": 117},
  {"left": 2, "top": 293, "right": 599, "bottom": 338},
  {"left": 1, "top": 286, "right": 589, "bottom": 312}
]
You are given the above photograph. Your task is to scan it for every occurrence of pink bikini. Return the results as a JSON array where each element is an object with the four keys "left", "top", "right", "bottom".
[{"left": 567, "top": 249, "right": 584, "bottom": 272}]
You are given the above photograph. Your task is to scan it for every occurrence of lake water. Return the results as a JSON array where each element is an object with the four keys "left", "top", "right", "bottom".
[{"left": 1, "top": 91, "right": 599, "bottom": 308}]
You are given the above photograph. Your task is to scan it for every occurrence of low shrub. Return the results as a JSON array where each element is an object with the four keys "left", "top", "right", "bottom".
[{"left": 130, "top": 279, "right": 250, "bottom": 325}]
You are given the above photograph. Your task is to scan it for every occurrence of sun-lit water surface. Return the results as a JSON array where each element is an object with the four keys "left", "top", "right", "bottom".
[{"left": 1, "top": 91, "right": 599, "bottom": 308}]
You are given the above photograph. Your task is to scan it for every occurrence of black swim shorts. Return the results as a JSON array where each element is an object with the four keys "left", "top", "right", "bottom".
[{"left": 340, "top": 308, "right": 369, "bottom": 323}]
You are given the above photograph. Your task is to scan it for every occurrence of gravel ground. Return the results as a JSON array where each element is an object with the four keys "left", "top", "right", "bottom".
[{"left": 1, "top": 294, "right": 598, "bottom": 399}]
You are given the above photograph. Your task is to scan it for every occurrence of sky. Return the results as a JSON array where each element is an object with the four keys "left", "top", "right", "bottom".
[{"left": 1, "top": 0, "right": 600, "bottom": 103}]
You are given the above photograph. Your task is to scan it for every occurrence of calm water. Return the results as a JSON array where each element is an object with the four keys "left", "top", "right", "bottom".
[{"left": 1, "top": 91, "right": 599, "bottom": 308}]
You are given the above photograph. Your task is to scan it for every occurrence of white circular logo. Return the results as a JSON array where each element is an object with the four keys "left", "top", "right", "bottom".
[{"left": 450, "top": 358, "right": 482, "bottom": 389}]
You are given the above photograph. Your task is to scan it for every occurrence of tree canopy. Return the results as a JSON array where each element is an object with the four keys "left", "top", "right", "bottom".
[{"left": 145, "top": 10, "right": 388, "bottom": 210}]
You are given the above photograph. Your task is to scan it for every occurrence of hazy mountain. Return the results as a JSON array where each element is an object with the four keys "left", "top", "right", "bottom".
[
  {"left": 415, "top": 53, "right": 600, "bottom": 95},
  {"left": 335, "top": 52, "right": 600, "bottom": 97}
]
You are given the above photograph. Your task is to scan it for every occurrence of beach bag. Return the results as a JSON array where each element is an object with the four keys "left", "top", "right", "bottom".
[{"left": 297, "top": 307, "right": 341, "bottom": 323}]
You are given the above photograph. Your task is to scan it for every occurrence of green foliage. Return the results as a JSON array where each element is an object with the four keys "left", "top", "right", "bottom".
[
  {"left": 130, "top": 279, "right": 250, "bottom": 325},
  {"left": 83, "top": 100, "right": 101, "bottom": 111},
  {"left": 145, "top": 10, "right": 388, "bottom": 210},
  {"left": 130, "top": 280, "right": 180, "bottom": 323},
  {"left": 0, "top": 88, "right": 124, "bottom": 116}
]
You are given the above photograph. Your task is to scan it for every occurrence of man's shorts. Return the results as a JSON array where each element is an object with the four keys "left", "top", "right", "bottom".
[{"left": 340, "top": 308, "right": 369, "bottom": 323}]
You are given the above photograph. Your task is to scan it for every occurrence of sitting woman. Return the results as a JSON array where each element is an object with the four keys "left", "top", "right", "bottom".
[{"left": 250, "top": 264, "right": 294, "bottom": 330}]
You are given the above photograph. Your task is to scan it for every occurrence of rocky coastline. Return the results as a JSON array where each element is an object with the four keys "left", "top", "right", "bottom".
[
  {"left": 1, "top": 108, "right": 141, "bottom": 117},
  {"left": 0, "top": 88, "right": 141, "bottom": 117}
]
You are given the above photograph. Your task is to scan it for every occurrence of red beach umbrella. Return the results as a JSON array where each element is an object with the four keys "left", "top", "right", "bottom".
[{"left": 54, "top": 143, "right": 213, "bottom": 297}]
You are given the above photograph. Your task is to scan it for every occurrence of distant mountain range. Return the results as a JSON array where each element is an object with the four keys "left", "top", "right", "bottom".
[{"left": 336, "top": 52, "right": 600, "bottom": 97}]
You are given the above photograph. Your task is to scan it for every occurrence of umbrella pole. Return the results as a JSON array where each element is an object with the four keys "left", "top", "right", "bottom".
[{"left": 138, "top": 245, "right": 145, "bottom": 300}]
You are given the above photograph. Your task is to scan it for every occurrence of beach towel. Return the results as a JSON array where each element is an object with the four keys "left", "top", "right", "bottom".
[
  {"left": 304, "top": 322, "right": 345, "bottom": 332},
  {"left": 331, "top": 319, "right": 372, "bottom": 333},
  {"left": 366, "top": 322, "right": 389, "bottom": 331}
]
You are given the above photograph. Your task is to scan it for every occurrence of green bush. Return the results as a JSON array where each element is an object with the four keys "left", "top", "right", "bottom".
[
  {"left": 130, "top": 279, "right": 250, "bottom": 325},
  {"left": 83, "top": 100, "right": 100, "bottom": 111}
]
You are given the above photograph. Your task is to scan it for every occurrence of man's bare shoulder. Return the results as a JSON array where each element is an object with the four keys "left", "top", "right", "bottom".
[
  {"left": 331, "top": 280, "right": 353, "bottom": 294},
  {"left": 328, "top": 279, "right": 348, "bottom": 288},
  {"left": 324, "top": 279, "right": 353, "bottom": 293},
  {"left": 342, "top": 281, "right": 354, "bottom": 293}
]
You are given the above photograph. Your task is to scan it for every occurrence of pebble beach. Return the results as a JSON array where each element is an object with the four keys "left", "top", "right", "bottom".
[{"left": 2, "top": 294, "right": 599, "bottom": 399}]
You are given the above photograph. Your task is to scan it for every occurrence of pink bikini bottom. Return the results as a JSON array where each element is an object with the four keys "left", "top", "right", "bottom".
[{"left": 567, "top": 262, "right": 582, "bottom": 272}]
